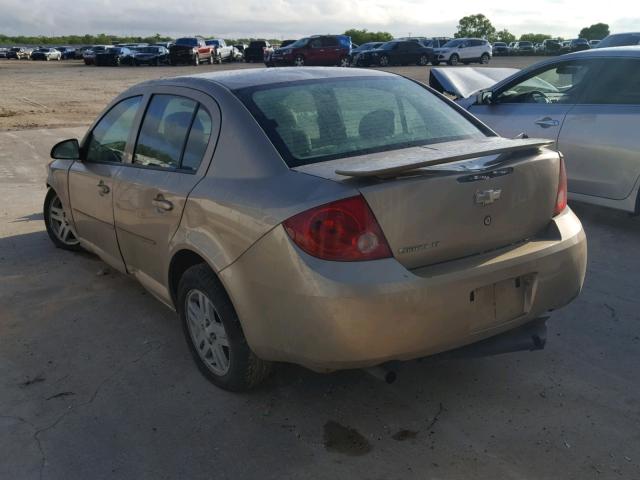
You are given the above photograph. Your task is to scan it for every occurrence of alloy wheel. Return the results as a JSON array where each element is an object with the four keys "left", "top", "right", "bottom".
[
  {"left": 47, "top": 193, "right": 79, "bottom": 246},
  {"left": 294, "top": 55, "right": 304, "bottom": 67},
  {"left": 186, "top": 289, "right": 231, "bottom": 376},
  {"left": 379, "top": 56, "right": 389, "bottom": 66}
]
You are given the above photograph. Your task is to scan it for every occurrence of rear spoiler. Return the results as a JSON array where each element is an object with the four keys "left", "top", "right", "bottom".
[{"left": 335, "top": 137, "right": 553, "bottom": 178}]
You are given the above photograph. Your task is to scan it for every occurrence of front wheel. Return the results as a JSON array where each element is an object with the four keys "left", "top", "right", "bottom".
[
  {"left": 44, "top": 189, "right": 81, "bottom": 251},
  {"left": 178, "top": 264, "right": 272, "bottom": 391},
  {"left": 480, "top": 53, "right": 490, "bottom": 64},
  {"left": 294, "top": 55, "right": 305, "bottom": 67},
  {"left": 378, "top": 55, "right": 389, "bottom": 67},
  {"left": 419, "top": 55, "right": 428, "bottom": 66},
  {"left": 193, "top": 55, "right": 200, "bottom": 66},
  {"left": 447, "top": 54, "right": 459, "bottom": 66}
]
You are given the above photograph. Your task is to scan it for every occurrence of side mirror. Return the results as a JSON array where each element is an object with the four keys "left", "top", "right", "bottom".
[
  {"left": 51, "top": 138, "right": 80, "bottom": 160},
  {"left": 476, "top": 91, "right": 494, "bottom": 105}
]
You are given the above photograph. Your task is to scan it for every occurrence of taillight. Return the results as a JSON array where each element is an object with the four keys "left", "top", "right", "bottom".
[
  {"left": 554, "top": 156, "right": 568, "bottom": 216},
  {"left": 283, "top": 195, "right": 392, "bottom": 261}
]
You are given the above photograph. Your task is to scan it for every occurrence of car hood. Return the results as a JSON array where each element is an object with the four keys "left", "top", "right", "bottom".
[{"left": 428, "top": 67, "right": 518, "bottom": 99}]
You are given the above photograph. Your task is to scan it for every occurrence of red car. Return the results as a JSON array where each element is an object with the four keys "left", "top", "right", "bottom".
[{"left": 268, "top": 35, "right": 352, "bottom": 67}]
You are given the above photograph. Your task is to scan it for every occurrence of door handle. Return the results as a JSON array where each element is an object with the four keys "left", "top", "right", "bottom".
[
  {"left": 535, "top": 117, "right": 560, "bottom": 128},
  {"left": 97, "top": 180, "right": 110, "bottom": 196},
  {"left": 151, "top": 194, "right": 173, "bottom": 212}
]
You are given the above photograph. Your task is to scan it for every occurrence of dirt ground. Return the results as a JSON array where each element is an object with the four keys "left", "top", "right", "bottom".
[
  {"left": 0, "top": 56, "right": 538, "bottom": 131},
  {"left": 1, "top": 58, "right": 639, "bottom": 480}
]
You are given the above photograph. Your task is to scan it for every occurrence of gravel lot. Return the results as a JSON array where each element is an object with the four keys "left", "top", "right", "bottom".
[
  {"left": 1, "top": 58, "right": 639, "bottom": 480},
  {"left": 0, "top": 56, "right": 539, "bottom": 130}
]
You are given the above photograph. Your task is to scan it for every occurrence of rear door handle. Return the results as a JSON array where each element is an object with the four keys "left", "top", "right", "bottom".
[
  {"left": 535, "top": 117, "right": 560, "bottom": 128},
  {"left": 152, "top": 194, "right": 173, "bottom": 211},
  {"left": 97, "top": 180, "right": 110, "bottom": 196}
]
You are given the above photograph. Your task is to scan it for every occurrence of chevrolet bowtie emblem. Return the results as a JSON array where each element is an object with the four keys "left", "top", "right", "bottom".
[{"left": 475, "top": 189, "right": 502, "bottom": 206}]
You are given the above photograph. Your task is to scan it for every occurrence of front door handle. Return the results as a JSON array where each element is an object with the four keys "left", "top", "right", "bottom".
[
  {"left": 152, "top": 194, "right": 173, "bottom": 212},
  {"left": 535, "top": 117, "right": 560, "bottom": 128},
  {"left": 97, "top": 180, "right": 110, "bottom": 196}
]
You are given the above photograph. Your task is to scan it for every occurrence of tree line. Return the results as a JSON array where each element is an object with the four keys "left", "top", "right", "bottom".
[{"left": 0, "top": 20, "right": 610, "bottom": 47}]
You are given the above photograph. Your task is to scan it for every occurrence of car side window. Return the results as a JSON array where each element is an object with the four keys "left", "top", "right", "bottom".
[
  {"left": 322, "top": 37, "right": 338, "bottom": 47},
  {"left": 581, "top": 59, "right": 640, "bottom": 105},
  {"left": 494, "top": 61, "right": 593, "bottom": 104},
  {"left": 133, "top": 94, "right": 198, "bottom": 170},
  {"left": 310, "top": 38, "right": 322, "bottom": 48},
  {"left": 181, "top": 106, "right": 213, "bottom": 171},
  {"left": 86, "top": 96, "right": 142, "bottom": 164}
]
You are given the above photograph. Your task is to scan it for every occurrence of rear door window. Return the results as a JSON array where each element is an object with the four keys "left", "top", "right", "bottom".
[
  {"left": 581, "top": 59, "right": 640, "bottom": 105},
  {"left": 133, "top": 95, "right": 198, "bottom": 169}
]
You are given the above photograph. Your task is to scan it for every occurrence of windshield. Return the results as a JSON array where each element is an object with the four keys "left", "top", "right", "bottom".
[
  {"left": 597, "top": 34, "right": 640, "bottom": 48},
  {"left": 442, "top": 39, "right": 464, "bottom": 48},
  {"left": 494, "top": 43, "right": 506, "bottom": 46},
  {"left": 36, "top": 48, "right": 49, "bottom": 52},
  {"left": 10, "top": 47, "right": 21, "bottom": 52},
  {"left": 379, "top": 42, "right": 397, "bottom": 50},
  {"left": 107, "top": 48, "right": 122, "bottom": 54},
  {"left": 139, "top": 47, "right": 161, "bottom": 53},
  {"left": 286, "top": 38, "right": 308, "bottom": 48},
  {"left": 175, "top": 38, "right": 198, "bottom": 47},
  {"left": 206, "top": 40, "right": 220, "bottom": 46},
  {"left": 235, "top": 77, "right": 483, "bottom": 167}
]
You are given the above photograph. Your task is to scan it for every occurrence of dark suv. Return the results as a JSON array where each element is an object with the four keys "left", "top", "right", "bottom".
[
  {"left": 356, "top": 40, "right": 434, "bottom": 67},
  {"left": 268, "top": 35, "right": 352, "bottom": 67}
]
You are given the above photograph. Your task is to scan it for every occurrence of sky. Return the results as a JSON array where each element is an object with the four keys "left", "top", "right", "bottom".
[{"left": 1, "top": 0, "right": 638, "bottom": 39}]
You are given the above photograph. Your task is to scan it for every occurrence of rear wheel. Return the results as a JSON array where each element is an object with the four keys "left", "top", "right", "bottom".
[
  {"left": 480, "top": 53, "right": 490, "bottom": 64},
  {"left": 178, "top": 264, "right": 272, "bottom": 391},
  {"left": 419, "top": 55, "right": 428, "bottom": 66},
  {"left": 294, "top": 55, "right": 305, "bottom": 66},
  {"left": 339, "top": 56, "right": 349, "bottom": 67},
  {"left": 447, "top": 54, "right": 459, "bottom": 66},
  {"left": 44, "top": 189, "right": 81, "bottom": 251}
]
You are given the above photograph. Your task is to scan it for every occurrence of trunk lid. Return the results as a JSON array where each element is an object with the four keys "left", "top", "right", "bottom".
[{"left": 295, "top": 140, "right": 559, "bottom": 269}]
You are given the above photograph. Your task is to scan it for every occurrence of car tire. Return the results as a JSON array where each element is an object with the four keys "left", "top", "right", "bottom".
[
  {"left": 379, "top": 55, "right": 389, "bottom": 67},
  {"left": 294, "top": 55, "right": 305, "bottom": 67},
  {"left": 419, "top": 55, "right": 429, "bottom": 66},
  {"left": 178, "top": 264, "right": 272, "bottom": 391},
  {"left": 215, "top": 54, "right": 222, "bottom": 64},
  {"left": 43, "top": 189, "right": 81, "bottom": 251},
  {"left": 339, "top": 57, "right": 349, "bottom": 67},
  {"left": 447, "top": 54, "right": 459, "bottom": 66},
  {"left": 193, "top": 55, "right": 199, "bottom": 66},
  {"left": 480, "top": 53, "right": 490, "bottom": 64}
]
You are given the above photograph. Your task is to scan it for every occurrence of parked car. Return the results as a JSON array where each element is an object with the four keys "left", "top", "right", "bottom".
[
  {"left": 153, "top": 42, "right": 173, "bottom": 49},
  {"left": 563, "top": 39, "right": 590, "bottom": 53},
  {"left": 540, "top": 39, "right": 562, "bottom": 55},
  {"left": 129, "top": 46, "right": 170, "bottom": 66},
  {"left": 75, "top": 46, "right": 93, "bottom": 59},
  {"left": 31, "top": 47, "right": 62, "bottom": 61},
  {"left": 432, "top": 38, "right": 492, "bottom": 66},
  {"left": 267, "top": 35, "right": 351, "bottom": 67},
  {"left": 55, "top": 46, "right": 76, "bottom": 59},
  {"left": 205, "top": 39, "right": 234, "bottom": 63},
  {"left": 429, "top": 46, "right": 640, "bottom": 213},
  {"left": 0, "top": 48, "right": 7, "bottom": 58},
  {"left": 95, "top": 47, "right": 133, "bottom": 66},
  {"left": 83, "top": 45, "right": 108, "bottom": 65},
  {"left": 44, "top": 67, "right": 586, "bottom": 391},
  {"left": 233, "top": 43, "right": 249, "bottom": 55},
  {"left": 492, "top": 42, "right": 509, "bottom": 56},
  {"left": 244, "top": 40, "right": 271, "bottom": 63},
  {"left": 170, "top": 37, "right": 213, "bottom": 65},
  {"left": 348, "top": 41, "right": 384, "bottom": 66},
  {"left": 7, "top": 47, "right": 32, "bottom": 59},
  {"left": 507, "top": 42, "right": 517, "bottom": 55},
  {"left": 513, "top": 41, "right": 535, "bottom": 55},
  {"left": 356, "top": 40, "right": 432, "bottom": 67},
  {"left": 264, "top": 39, "right": 296, "bottom": 66},
  {"left": 594, "top": 32, "right": 640, "bottom": 48}
]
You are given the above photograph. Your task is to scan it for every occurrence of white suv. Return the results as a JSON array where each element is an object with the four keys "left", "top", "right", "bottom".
[{"left": 432, "top": 38, "right": 492, "bottom": 66}]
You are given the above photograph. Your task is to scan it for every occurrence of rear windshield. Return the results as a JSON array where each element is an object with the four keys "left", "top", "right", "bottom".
[
  {"left": 235, "top": 77, "right": 484, "bottom": 167},
  {"left": 175, "top": 38, "right": 198, "bottom": 46}
]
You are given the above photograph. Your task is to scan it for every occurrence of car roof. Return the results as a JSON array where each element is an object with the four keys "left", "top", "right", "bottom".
[
  {"left": 561, "top": 45, "right": 640, "bottom": 58},
  {"left": 168, "top": 67, "right": 395, "bottom": 90}
]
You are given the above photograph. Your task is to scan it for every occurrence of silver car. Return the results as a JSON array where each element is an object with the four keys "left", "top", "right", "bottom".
[
  {"left": 430, "top": 46, "right": 640, "bottom": 213},
  {"left": 44, "top": 68, "right": 587, "bottom": 391}
]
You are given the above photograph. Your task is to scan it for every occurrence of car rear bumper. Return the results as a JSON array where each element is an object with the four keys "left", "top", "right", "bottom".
[{"left": 221, "top": 208, "right": 586, "bottom": 371}]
